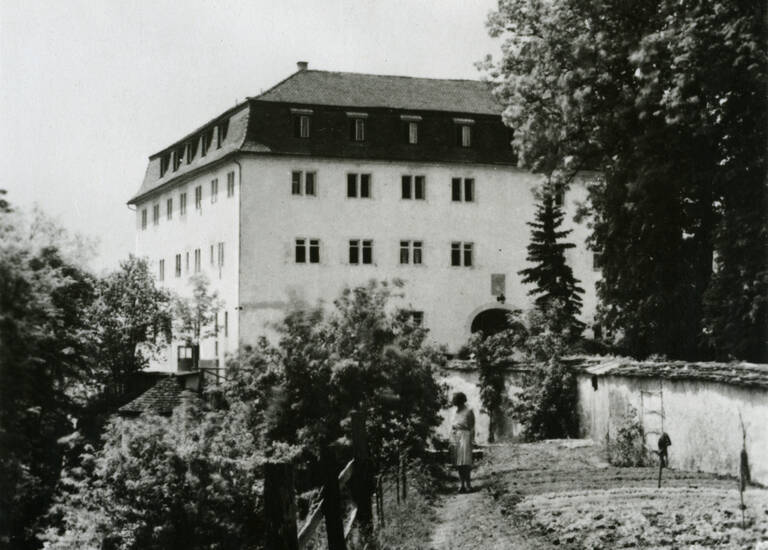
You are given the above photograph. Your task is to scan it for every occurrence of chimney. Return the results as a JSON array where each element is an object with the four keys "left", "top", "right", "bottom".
[{"left": 296, "top": 61, "right": 308, "bottom": 72}]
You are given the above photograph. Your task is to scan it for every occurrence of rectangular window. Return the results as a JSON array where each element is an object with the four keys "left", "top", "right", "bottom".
[
  {"left": 400, "top": 240, "right": 410, "bottom": 264},
  {"left": 159, "top": 259, "right": 165, "bottom": 281},
  {"left": 407, "top": 310, "right": 424, "bottom": 326},
  {"left": 180, "top": 193, "right": 187, "bottom": 215},
  {"left": 414, "top": 176, "right": 425, "bottom": 200},
  {"left": 350, "top": 118, "right": 366, "bottom": 141},
  {"left": 451, "top": 178, "right": 462, "bottom": 202},
  {"left": 141, "top": 208, "right": 147, "bottom": 230},
  {"left": 408, "top": 121, "right": 418, "bottom": 144},
  {"left": 294, "top": 114, "right": 311, "bottom": 138},
  {"left": 349, "top": 239, "right": 360, "bottom": 264},
  {"left": 402, "top": 176, "right": 412, "bottom": 199},
  {"left": 305, "top": 172, "right": 316, "bottom": 196},
  {"left": 347, "top": 174, "right": 357, "bottom": 198},
  {"left": 309, "top": 239, "right": 320, "bottom": 263},
  {"left": 295, "top": 238, "right": 306, "bottom": 263},
  {"left": 362, "top": 240, "right": 373, "bottom": 264},
  {"left": 463, "top": 242, "right": 473, "bottom": 267},
  {"left": 292, "top": 171, "right": 302, "bottom": 195},
  {"left": 217, "top": 242, "right": 224, "bottom": 268},
  {"left": 413, "top": 241, "right": 423, "bottom": 264},
  {"left": 227, "top": 171, "right": 235, "bottom": 197},
  {"left": 166, "top": 198, "right": 173, "bottom": 220},
  {"left": 152, "top": 204, "right": 160, "bottom": 225},
  {"left": 201, "top": 129, "right": 212, "bottom": 156},
  {"left": 452, "top": 178, "right": 475, "bottom": 202},
  {"left": 211, "top": 179, "right": 218, "bottom": 203},
  {"left": 349, "top": 239, "right": 373, "bottom": 265},
  {"left": 456, "top": 124, "right": 472, "bottom": 147},
  {"left": 210, "top": 245, "right": 214, "bottom": 266},
  {"left": 160, "top": 154, "right": 170, "bottom": 177},
  {"left": 451, "top": 242, "right": 461, "bottom": 266},
  {"left": 175, "top": 254, "right": 182, "bottom": 277},
  {"left": 195, "top": 186, "right": 202, "bottom": 210},
  {"left": 347, "top": 174, "right": 371, "bottom": 198},
  {"left": 224, "top": 311, "right": 228, "bottom": 337},
  {"left": 292, "top": 171, "right": 317, "bottom": 196},
  {"left": 186, "top": 140, "right": 196, "bottom": 164},
  {"left": 185, "top": 252, "right": 189, "bottom": 273},
  {"left": 360, "top": 174, "right": 371, "bottom": 198},
  {"left": 194, "top": 248, "right": 201, "bottom": 273},
  {"left": 464, "top": 178, "right": 474, "bottom": 202}
]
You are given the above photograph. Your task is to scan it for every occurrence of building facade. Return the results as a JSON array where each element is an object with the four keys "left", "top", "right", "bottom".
[{"left": 129, "top": 64, "right": 600, "bottom": 372}]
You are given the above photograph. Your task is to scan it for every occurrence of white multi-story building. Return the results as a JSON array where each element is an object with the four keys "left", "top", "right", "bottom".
[{"left": 129, "top": 63, "right": 600, "bottom": 372}]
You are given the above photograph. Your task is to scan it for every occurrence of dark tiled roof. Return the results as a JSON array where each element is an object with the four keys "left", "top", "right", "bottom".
[
  {"left": 582, "top": 358, "right": 768, "bottom": 390},
  {"left": 257, "top": 70, "right": 502, "bottom": 115},
  {"left": 119, "top": 376, "right": 200, "bottom": 416}
]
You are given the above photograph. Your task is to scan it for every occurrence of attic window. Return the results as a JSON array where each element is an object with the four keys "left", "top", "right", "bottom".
[
  {"left": 173, "top": 145, "right": 185, "bottom": 171},
  {"left": 454, "top": 118, "right": 475, "bottom": 148},
  {"left": 347, "top": 112, "right": 368, "bottom": 142},
  {"left": 160, "top": 154, "right": 170, "bottom": 177},
  {"left": 217, "top": 119, "right": 229, "bottom": 148},
  {"left": 201, "top": 129, "right": 213, "bottom": 156},
  {"left": 292, "top": 108, "right": 313, "bottom": 139},
  {"left": 186, "top": 139, "right": 197, "bottom": 163}
]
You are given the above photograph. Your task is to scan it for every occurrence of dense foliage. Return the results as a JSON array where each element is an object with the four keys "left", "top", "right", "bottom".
[
  {"left": 41, "top": 280, "right": 447, "bottom": 549},
  {"left": 485, "top": 0, "right": 768, "bottom": 361},
  {"left": 518, "top": 189, "right": 585, "bottom": 339}
]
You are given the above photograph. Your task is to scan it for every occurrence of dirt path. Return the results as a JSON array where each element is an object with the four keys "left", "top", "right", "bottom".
[
  {"left": 428, "top": 440, "right": 768, "bottom": 549},
  {"left": 428, "top": 444, "right": 554, "bottom": 550}
]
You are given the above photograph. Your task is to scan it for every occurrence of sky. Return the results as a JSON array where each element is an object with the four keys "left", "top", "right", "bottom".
[{"left": 0, "top": 0, "right": 501, "bottom": 272}]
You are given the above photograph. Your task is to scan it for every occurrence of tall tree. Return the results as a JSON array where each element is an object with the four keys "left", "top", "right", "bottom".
[
  {"left": 484, "top": 0, "right": 767, "bottom": 360},
  {"left": 518, "top": 187, "right": 585, "bottom": 338}
]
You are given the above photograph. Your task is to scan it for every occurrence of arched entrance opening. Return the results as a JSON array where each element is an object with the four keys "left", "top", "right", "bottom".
[{"left": 470, "top": 308, "right": 513, "bottom": 337}]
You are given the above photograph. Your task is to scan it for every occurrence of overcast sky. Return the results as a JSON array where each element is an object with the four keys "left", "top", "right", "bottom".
[{"left": 1, "top": 0, "right": 500, "bottom": 272}]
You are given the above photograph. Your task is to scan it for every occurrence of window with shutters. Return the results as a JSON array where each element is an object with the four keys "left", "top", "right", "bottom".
[
  {"left": 451, "top": 242, "right": 473, "bottom": 267},
  {"left": 347, "top": 173, "right": 371, "bottom": 198},
  {"left": 227, "top": 171, "right": 235, "bottom": 197}
]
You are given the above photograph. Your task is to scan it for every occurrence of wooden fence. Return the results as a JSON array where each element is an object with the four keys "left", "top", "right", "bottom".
[{"left": 264, "top": 411, "right": 381, "bottom": 550}]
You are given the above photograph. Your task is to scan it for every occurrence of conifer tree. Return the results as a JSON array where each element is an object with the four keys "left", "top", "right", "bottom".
[{"left": 518, "top": 185, "right": 585, "bottom": 338}]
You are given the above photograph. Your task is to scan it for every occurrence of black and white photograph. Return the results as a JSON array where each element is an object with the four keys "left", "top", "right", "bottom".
[{"left": 1, "top": 1, "right": 767, "bottom": 548}]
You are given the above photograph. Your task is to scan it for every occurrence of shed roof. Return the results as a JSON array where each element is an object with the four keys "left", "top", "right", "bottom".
[
  {"left": 119, "top": 376, "right": 201, "bottom": 416},
  {"left": 582, "top": 358, "right": 768, "bottom": 390},
  {"left": 256, "top": 70, "right": 502, "bottom": 115}
]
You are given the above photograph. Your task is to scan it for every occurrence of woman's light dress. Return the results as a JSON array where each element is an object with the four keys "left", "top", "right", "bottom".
[{"left": 452, "top": 407, "right": 475, "bottom": 466}]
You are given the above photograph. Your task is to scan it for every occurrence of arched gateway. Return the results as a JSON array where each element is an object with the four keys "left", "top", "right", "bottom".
[{"left": 466, "top": 303, "right": 518, "bottom": 338}]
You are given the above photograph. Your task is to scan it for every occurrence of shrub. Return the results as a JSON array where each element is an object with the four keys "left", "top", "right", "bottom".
[{"left": 607, "top": 408, "right": 651, "bottom": 467}]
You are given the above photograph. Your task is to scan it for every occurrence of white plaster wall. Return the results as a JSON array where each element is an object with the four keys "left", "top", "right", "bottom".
[
  {"left": 134, "top": 161, "right": 240, "bottom": 371},
  {"left": 578, "top": 375, "right": 768, "bottom": 484},
  {"left": 237, "top": 155, "right": 598, "bottom": 351}
]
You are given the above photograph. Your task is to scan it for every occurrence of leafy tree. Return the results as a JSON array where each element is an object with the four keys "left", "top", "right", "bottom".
[
  {"left": 519, "top": 188, "right": 585, "bottom": 339},
  {"left": 484, "top": 0, "right": 767, "bottom": 360},
  {"left": 172, "top": 273, "right": 222, "bottom": 350},
  {"left": 89, "top": 255, "right": 172, "bottom": 402},
  {"left": 0, "top": 206, "right": 97, "bottom": 549}
]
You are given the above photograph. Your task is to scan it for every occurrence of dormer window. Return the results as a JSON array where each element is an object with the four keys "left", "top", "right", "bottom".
[
  {"left": 186, "top": 139, "right": 197, "bottom": 164},
  {"left": 292, "top": 108, "right": 313, "bottom": 138},
  {"left": 454, "top": 118, "right": 474, "bottom": 148},
  {"left": 201, "top": 129, "right": 213, "bottom": 157},
  {"left": 347, "top": 112, "right": 368, "bottom": 142},
  {"left": 401, "top": 115, "right": 422, "bottom": 145},
  {"left": 173, "top": 145, "right": 185, "bottom": 171},
  {"left": 217, "top": 119, "right": 229, "bottom": 148},
  {"left": 159, "top": 154, "right": 170, "bottom": 177}
]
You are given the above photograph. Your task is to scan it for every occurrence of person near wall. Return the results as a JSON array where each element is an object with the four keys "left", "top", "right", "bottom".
[{"left": 451, "top": 392, "right": 475, "bottom": 493}]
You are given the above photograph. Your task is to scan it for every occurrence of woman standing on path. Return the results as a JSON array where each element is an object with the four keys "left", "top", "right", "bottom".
[{"left": 451, "top": 392, "right": 475, "bottom": 493}]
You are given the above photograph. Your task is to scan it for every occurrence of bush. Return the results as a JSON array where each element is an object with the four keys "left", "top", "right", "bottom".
[{"left": 607, "top": 408, "right": 651, "bottom": 467}]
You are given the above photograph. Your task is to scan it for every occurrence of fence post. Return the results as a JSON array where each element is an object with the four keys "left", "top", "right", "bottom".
[
  {"left": 321, "top": 447, "right": 347, "bottom": 550},
  {"left": 351, "top": 411, "right": 373, "bottom": 535},
  {"left": 263, "top": 462, "right": 299, "bottom": 550}
]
